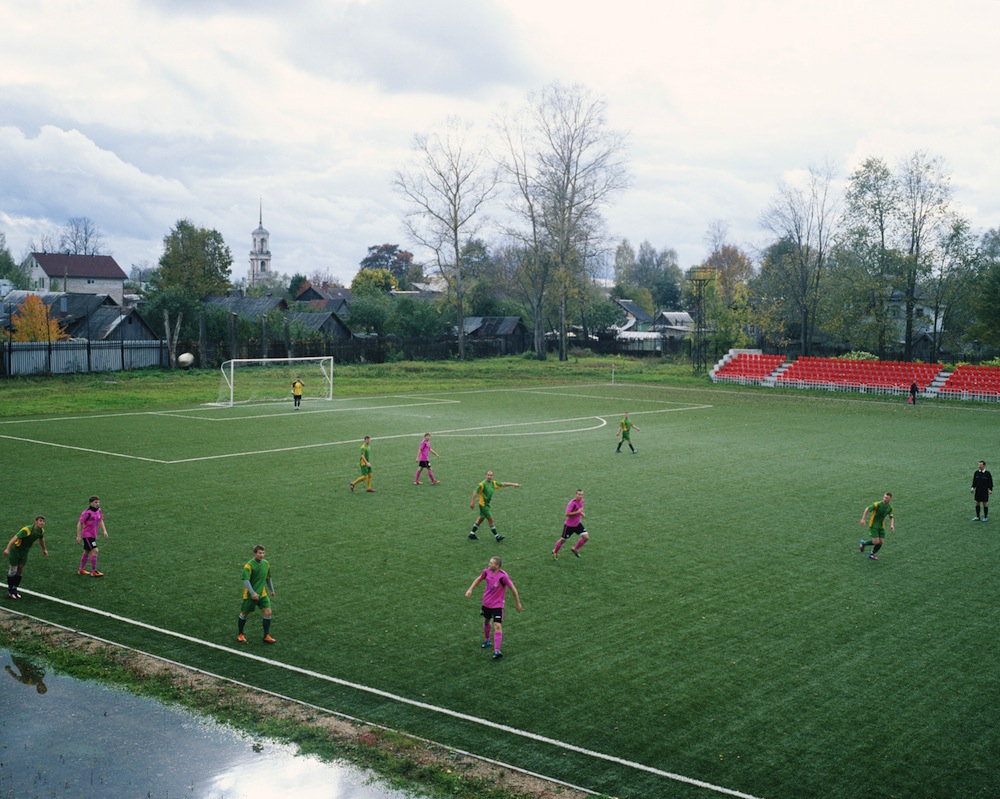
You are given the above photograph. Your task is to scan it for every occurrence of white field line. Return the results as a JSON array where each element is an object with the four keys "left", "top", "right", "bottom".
[
  {"left": 0, "top": 434, "right": 170, "bottom": 463},
  {"left": 0, "top": 408, "right": 700, "bottom": 464},
  {"left": 0, "top": 387, "right": 711, "bottom": 463},
  {"left": 0, "top": 606, "right": 601, "bottom": 798},
  {"left": 8, "top": 592, "right": 763, "bottom": 799},
  {"left": 156, "top": 396, "right": 460, "bottom": 422}
]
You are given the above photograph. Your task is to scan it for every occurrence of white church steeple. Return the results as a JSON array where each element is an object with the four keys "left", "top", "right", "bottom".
[{"left": 249, "top": 199, "right": 271, "bottom": 287}]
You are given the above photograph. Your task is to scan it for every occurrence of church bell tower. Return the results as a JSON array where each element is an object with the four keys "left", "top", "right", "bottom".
[{"left": 249, "top": 200, "right": 271, "bottom": 287}]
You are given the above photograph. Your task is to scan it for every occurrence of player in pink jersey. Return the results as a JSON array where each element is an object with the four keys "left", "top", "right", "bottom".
[
  {"left": 552, "top": 488, "right": 589, "bottom": 559},
  {"left": 465, "top": 556, "right": 522, "bottom": 660},
  {"left": 76, "top": 495, "right": 109, "bottom": 577},
  {"left": 414, "top": 433, "right": 440, "bottom": 485}
]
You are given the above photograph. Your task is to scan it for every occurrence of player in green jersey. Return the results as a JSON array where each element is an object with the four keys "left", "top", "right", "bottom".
[
  {"left": 5, "top": 516, "right": 48, "bottom": 600},
  {"left": 859, "top": 492, "right": 894, "bottom": 560},
  {"left": 469, "top": 470, "right": 521, "bottom": 542},
  {"left": 616, "top": 412, "right": 640, "bottom": 453},
  {"left": 349, "top": 436, "right": 375, "bottom": 493},
  {"left": 237, "top": 544, "right": 276, "bottom": 643}
]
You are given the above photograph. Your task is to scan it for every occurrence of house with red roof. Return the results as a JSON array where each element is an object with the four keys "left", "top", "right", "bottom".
[{"left": 25, "top": 253, "right": 128, "bottom": 304}]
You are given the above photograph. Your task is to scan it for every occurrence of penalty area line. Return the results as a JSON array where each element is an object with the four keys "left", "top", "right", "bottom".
[{"left": 14, "top": 590, "right": 762, "bottom": 799}]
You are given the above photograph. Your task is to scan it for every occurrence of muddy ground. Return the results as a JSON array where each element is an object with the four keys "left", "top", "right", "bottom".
[{"left": 0, "top": 611, "right": 594, "bottom": 799}]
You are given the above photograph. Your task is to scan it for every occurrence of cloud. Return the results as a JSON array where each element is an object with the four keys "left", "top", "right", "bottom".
[
  {"left": 280, "top": 0, "right": 536, "bottom": 95},
  {"left": 0, "top": 126, "right": 188, "bottom": 239}
]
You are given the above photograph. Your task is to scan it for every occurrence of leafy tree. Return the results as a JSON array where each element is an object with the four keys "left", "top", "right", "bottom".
[
  {"left": 288, "top": 273, "right": 309, "bottom": 299},
  {"left": 0, "top": 232, "right": 29, "bottom": 288},
  {"left": 922, "top": 217, "right": 977, "bottom": 361},
  {"left": 153, "top": 220, "right": 233, "bottom": 298},
  {"left": 387, "top": 297, "right": 449, "bottom": 339},
  {"left": 359, "top": 244, "right": 422, "bottom": 290},
  {"left": 464, "top": 279, "right": 504, "bottom": 317},
  {"left": 140, "top": 286, "right": 202, "bottom": 344},
  {"left": 612, "top": 239, "right": 682, "bottom": 311},
  {"left": 586, "top": 297, "right": 626, "bottom": 336},
  {"left": 460, "top": 239, "right": 494, "bottom": 282},
  {"left": 59, "top": 217, "right": 106, "bottom": 255},
  {"left": 10, "top": 294, "right": 69, "bottom": 342},
  {"left": 350, "top": 268, "right": 397, "bottom": 296},
  {"left": 613, "top": 240, "right": 637, "bottom": 286},
  {"left": 701, "top": 243, "right": 754, "bottom": 307},
  {"left": 969, "top": 228, "right": 1000, "bottom": 350},
  {"left": 346, "top": 292, "right": 392, "bottom": 335}
]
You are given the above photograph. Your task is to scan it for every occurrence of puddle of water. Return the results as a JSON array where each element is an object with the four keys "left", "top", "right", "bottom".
[{"left": 0, "top": 647, "right": 414, "bottom": 799}]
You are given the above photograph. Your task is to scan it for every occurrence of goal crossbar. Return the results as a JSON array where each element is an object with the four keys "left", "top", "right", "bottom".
[{"left": 216, "top": 356, "right": 334, "bottom": 407}]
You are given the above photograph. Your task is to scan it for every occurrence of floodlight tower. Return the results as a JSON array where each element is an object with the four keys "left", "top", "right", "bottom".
[{"left": 688, "top": 266, "right": 714, "bottom": 374}]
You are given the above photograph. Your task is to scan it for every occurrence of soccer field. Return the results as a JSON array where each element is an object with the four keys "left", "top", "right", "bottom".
[{"left": 3, "top": 378, "right": 999, "bottom": 799}]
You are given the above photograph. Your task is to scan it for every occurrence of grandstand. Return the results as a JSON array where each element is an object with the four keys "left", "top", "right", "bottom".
[
  {"left": 776, "top": 356, "right": 942, "bottom": 395},
  {"left": 938, "top": 364, "right": 1000, "bottom": 400},
  {"left": 710, "top": 351, "right": 787, "bottom": 385},
  {"left": 710, "top": 349, "right": 1000, "bottom": 402}
]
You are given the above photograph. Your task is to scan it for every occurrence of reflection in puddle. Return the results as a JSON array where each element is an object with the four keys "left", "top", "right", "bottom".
[{"left": 0, "top": 647, "right": 412, "bottom": 799}]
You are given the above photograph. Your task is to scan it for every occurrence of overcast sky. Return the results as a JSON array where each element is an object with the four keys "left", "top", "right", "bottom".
[{"left": 2, "top": 0, "right": 998, "bottom": 286}]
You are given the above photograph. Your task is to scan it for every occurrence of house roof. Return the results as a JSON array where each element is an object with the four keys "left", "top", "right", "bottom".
[
  {"left": 2, "top": 291, "right": 117, "bottom": 318},
  {"left": 64, "top": 306, "right": 159, "bottom": 340},
  {"left": 287, "top": 310, "right": 351, "bottom": 336},
  {"left": 203, "top": 295, "right": 289, "bottom": 318},
  {"left": 30, "top": 253, "right": 127, "bottom": 280},
  {"left": 614, "top": 299, "right": 652, "bottom": 323},
  {"left": 0, "top": 291, "right": 158, "bottom": 340},
  {"left": 296, "top": 283, "right": 352, "bottom": 303},
  {"left": 306, "top": 298, "right": 350, "bottom": 315},
  {"left": 391, "top": 289, "right": 441, "bottom": 302},
  {"left": 463, "top": 316, "right": 527, "bottom": 336}
]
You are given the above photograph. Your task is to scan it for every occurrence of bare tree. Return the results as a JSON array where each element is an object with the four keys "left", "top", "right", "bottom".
[
  {"left": 898, "top": 152, "right": 953, "bottom": 360},
  {"left": 24, "top": 231, "right": 58, "bottom": 256},
  {"left": 924, "top": 216, "right": 976, "bottom": 362},
  {"left": 394, "top": 117, "right": 499, "bottom": 359},
  {"left": 497, "top": 83, "right": 628, "bottom": 359},
  {"left": 760, "top": 162, "right": 840, "bottom": 355},
  {"left": 59, "top": 217, "right": 107, "bottom": 255}
]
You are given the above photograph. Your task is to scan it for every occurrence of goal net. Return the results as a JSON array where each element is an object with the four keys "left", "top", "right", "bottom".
[{"left": 214, "top": 357, "right": 334, "bottom": 407}]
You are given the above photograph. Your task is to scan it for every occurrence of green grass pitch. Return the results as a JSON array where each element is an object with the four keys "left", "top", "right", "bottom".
[{"left": 3, "top": 379, "right": 999, "bottom": 799}]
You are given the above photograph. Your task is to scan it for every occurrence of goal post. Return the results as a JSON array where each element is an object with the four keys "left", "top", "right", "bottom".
[{"left": 215, "top": 356, "right": 335, "bottom": 407}]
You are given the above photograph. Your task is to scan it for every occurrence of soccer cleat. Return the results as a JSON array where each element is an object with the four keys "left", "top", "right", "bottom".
[
  {"left": 482, "top": 640, "right": 491, "bottom": 648},
  {"left": 366, "top": 488, "right": 376, "bottom": 493},
  {"left": 91, "top": 570, "right": 104, "bottom": 577},
  {"left": 632, "top": 450, "right": 638, "bottom": 454},
  {"left": 494, "top": 534, "right": 505, "bottom": 542},
  {"left": 414, "top": 481, "right": 423, "bottom": 485},
  {"left": 859, "top": 539, "right": 866, "bottom": 551},
  {"left": 263, "top": 634, "right": 277, "bottom": 644},
  {"left": 868, "top": 553, "right": 878, "bottom": 560},
  {"left": 431, "top": 480, "right": 440, "bottom": 485},
  {"left": 552, "top": 550, "right": 558, "bottom": 560},
  {"left": 493, "top": 651, "right": 503, "bottom": 660},
  {"left": 78, "top": 568, "right": 91, "bottom": 575},
  {"left": 237, "top": 633, "right": 247, "bottom": 643},
  {"left": 6, "top": 593, "right": 18, "bottom": 601},
  {"left": 349, "top": 482, "right": 355, "bottom": 492},
  {"left": 572, "top": 549, "right": 581, "bottom": 558},
  {"left": 972, "top": 516, "right": 980, "bottom": 521},
  {"left": 468, "top": 532, "right": 479, "bottom": 540},
  {"left": 983, "top": 517, "right": 990, "bottom": 522}
]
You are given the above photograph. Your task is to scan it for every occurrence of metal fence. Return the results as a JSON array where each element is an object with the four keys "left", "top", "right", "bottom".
[{"left": 1, "top": 340, "right": 167, "bottom": 376}]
